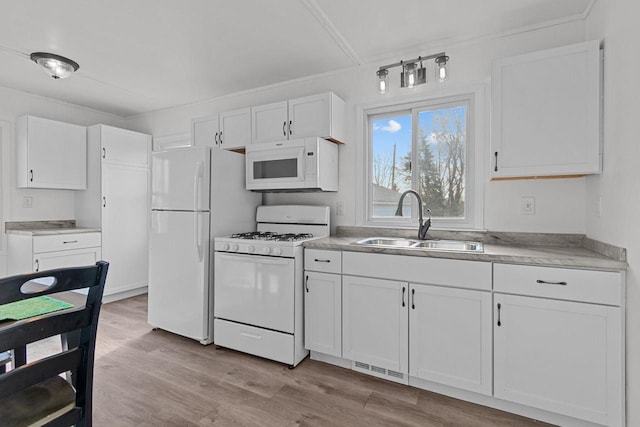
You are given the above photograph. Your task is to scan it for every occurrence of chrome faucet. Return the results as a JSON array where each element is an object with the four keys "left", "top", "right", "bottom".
[{"left": 394, "top": 189, "right": 431, "bottom": 240}]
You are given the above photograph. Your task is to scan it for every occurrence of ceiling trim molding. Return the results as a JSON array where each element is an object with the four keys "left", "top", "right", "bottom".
[
  {"left": 301, "top": 0, "right": 364, "bottom": 66},
  {"left": 582, "top": 0, "right": 598, "bottom": 19}
]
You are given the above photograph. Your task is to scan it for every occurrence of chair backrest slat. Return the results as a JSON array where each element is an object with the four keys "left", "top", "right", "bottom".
[
  {"left": 0, "top": 347, "right": 83, "bottom": 400},
  {"left": 0, "top": 309, "right": 92, "bottom": 353}
]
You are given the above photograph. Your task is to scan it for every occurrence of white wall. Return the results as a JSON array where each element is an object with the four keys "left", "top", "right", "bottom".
[
  {"left": 585, "top": 0, "right": 640, "bottom": 424},
  {"left": 0, "top": 86, "right": 127, "bottom": 275},
  {"left": 128, "top": 20, "right": 588, "bottom": 234}
]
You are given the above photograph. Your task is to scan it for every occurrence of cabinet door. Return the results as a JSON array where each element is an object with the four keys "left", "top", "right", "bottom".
[
  {"left": 494, "top": 294, "right": 622, "bottom": 426},
  {"left": 192, "top": 115, "right": 219, "bottom": 148},
  {"left": 34, "top": 247, "right": 102, "bottom": 272},
  {"left": 288, "top": 93, "right": 330, "bottom": 139},
  {"left": 251, "top": 101, "right": 288, "bottom": 144},
  {"left": 304, "top": 271, "right": 341, "bottom": 357},
  {"left": 100, "top": 125, "right": 150, "bottom": 167},
  {"left": 19, "top": 116, "right": 86, "bottom": 189},
  {"left": 102, "top": 164, "right": 150, "bottom": 295},
  {"left": 219, "top": 108, "right": 251, "bottom": 150},
  {"left": 409, "top": 284, "right": 492, "bottom": 395},
  {"left": 342, "top": 275, "right": 408, "bottom": 376},
  {"left": 491, "top": 40, "right": 601, "bottom": 178}
]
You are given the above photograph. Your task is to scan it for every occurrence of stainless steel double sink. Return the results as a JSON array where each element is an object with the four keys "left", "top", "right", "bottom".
[{"left": 353, "top": 237, "right": 484, "bottom": 253}]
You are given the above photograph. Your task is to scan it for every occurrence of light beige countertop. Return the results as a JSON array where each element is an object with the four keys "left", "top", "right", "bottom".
[
  {"left": 304, "top": 227, "right": 627, "bottom": 271},
  {"left": 5, "top": 220, "right": 100, "bottom": 236}
]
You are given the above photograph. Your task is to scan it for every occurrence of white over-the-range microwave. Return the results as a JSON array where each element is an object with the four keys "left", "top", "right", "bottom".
[{"left": 245, "top": 137, "right": 338, "bottom": 192}]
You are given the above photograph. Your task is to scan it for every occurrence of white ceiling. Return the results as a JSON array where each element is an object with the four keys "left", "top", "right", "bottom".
[{"left": 0, "top": 0, "right": 593, "bottom": 117}]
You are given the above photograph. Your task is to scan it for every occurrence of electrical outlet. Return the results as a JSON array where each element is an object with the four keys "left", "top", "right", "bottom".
[
  {"left": 519, "top": 196, "right": 535, "bottom": 215},
  {"left": 336, "top": 201, "right": 345, "bottom": 216},
  {"left": 22, "top": 196, "right": 33, "bottom": 208}
]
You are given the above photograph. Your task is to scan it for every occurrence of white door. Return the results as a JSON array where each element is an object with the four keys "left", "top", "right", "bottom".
[
  {"left": 101, "top": 125, "right": 150, "bottom": 167},
  {"left": 148, "top": 210, "right": 210, "bottom": 341},
  {"left": 304, "top": 271, "right": 341, "bottom": 357},
  {"left": 288, "top": 93, "right": 330, "bottom": 139},
  {"left": 342, "top": 275, "right": 408, "bottom": 375},
  {"left": 214, "top": 252, "right": 295, "bottom": 333},
  {"left": 219, "top": 108, "right": 251, "bottom": 150},
  {"left": 151, "top": 147, "right": 210, "bottom": 211},
  {"left": 494, "top": 293, "right": 622, "bottom": 426},
  {"left": 28, "top": 117, "right": 86, "bottom": 189},
  {"left": 251, "top": 101, "right": 288, "bottom": 143},
  {"left": 102, "top": 163, "right": 149, "bottom": 295},
  {"left": 409, "top": 284, "right": 492, "bottom": 395}
]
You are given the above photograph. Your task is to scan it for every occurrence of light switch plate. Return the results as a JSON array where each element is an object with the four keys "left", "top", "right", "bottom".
[{"left": 520, "top": 196, "right": 535, "bottom": 215}]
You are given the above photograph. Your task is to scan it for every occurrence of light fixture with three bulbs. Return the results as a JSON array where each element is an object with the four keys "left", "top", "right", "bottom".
[{"left": 376, "top": 53, "right": 449, "bottom": 94}]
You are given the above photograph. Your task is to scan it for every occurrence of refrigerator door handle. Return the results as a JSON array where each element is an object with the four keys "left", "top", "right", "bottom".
[
  {"left": 195, "top": 212, "right": 204, "bottom": 261},
  {"left": 194, "top": 160, "right": 204, "bottom": 211}
]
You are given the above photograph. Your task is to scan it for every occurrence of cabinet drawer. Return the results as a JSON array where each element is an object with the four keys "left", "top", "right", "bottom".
[
  {"left": 493, "top": 263, "right": 622, "bottom": 306},
  {"left": 33, "top": 233, "right": 102, "bottom": 253},
  {"left": 305, "top": 249, "right": 341, "bottom": 274}
]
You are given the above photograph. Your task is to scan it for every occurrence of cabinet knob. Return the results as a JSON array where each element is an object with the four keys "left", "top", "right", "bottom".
[
  {"left": 34, "top": 259, "right": 39, "bottom": 272},
  {"left": 219, "top": 131, "right": 223, "bottom": 145},
  {"left": 402, "top": 286, "right": 406, "bottom": 307},
  {"left": 283, "top": 121, "right": 287, "bottom": 137},
  {"left": 289, "top": 120, "right": 292, "bottom": 136},
  {"left": 497, "top": 303, "right": 502, "bottom": 327},
  {"left": 411, "top": 288, "right": 415, "bottom": 309},
  {"left": 102, "top": 147, "right": 106, "bottom": 159},
  {"left": 494, "top": 152, "right": 499, "bottom": 172},
  {"left": 29, "top": 170, "right": 33, "bottom": 182},
  {"left": 103, "top": 196, "right": 106, "bottom": 208},
  {"left": 305, "top": 275, "right": 309, "bottom": 293}
]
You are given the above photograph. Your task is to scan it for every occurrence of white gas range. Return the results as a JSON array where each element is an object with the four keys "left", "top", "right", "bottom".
[{"left": 213, "top": 205, "right": 330, "bottom": 368}]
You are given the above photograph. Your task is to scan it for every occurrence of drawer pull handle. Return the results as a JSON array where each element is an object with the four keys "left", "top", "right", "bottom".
[
  {"left": 314, "top": 258, "right": 331, "bottom": 263},
  {"left": 497, "top": 303, "right": 502, "bottom": 327},
  {"left": 63, "top": 240, "right": 78, "bottom": 244},
  {"left": 411, "top": 288, "right": 415, "bottom": 309},
  {"left": 240, "top": 332, "right": 262, "bottom": 340},
  {"left": 494, "top": 151, "right": 499, "bottom": 172},
  {"left": 402, "top": 286, "right": 406, "bottom": 307},
  {"left": 536, "top": 279, "right": 568, "bottom": 286},
  {"left": 283, "top": 121, "right": 287, "bottom": 137},
  {"left": 102, "top": 147, "right": 106, "bottom": 159},
  {"left": 30, "top": 169, "right": 34, "bottom": 182},
  {"left": 305, "top": 275, "right": 309, "bottom": 293},
  {"left": 34, "top": 259, "right": 39, "bottom": 272}
]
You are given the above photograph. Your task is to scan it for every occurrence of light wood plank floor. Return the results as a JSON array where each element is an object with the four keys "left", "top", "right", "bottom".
[{"left": 69, "top": 295, "right": 552, "bottom": 426}]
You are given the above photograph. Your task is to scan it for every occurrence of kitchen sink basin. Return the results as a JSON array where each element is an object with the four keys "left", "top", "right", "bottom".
[
  {"left": 353, "top": 237, "right": 484, "bottom": 253},
  {"left": 354, "top": 237, "right": 420, "bottom": 247},
  {"left": 412, "top": 240, "right": 484, "bottom": 252}
]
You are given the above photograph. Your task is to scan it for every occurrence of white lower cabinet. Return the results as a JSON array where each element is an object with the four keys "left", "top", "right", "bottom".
[
  {"left": 494, "top": 293, "right": 623, "bottom": 426},
  {"left": 304, "top": 271, "right": 342, "bottom": 357},
  {"left": 409, "top": 283, "right": 492, "bottom": 395},
  {"left": 305, "top": 249, "right": 625, "bottom": 426},
  {"left": 342, "top": 275, "right": 408, "bottom": 382}
]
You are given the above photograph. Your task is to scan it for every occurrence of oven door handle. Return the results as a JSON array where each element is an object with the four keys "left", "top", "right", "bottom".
[{"left": 216, "top": 252, "right": 292, "bottom": 265}]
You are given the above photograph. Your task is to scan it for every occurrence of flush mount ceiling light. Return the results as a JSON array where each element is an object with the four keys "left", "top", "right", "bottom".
[
  {"left": 30, "top": 52, "right": 79, "bottom": 79},
  {"left": 376, "top": 53, "right": 449, "bottom": 94}
]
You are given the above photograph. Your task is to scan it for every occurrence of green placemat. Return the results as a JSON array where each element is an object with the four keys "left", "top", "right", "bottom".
[{"left": 0, "top": 296, "right": 73, "bottom": 321}]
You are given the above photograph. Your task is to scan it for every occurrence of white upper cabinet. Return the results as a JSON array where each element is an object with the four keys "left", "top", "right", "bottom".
[
  {"left": 16, "top": 115, "right": 87, "bottom": 190},
  {"left": 218, "top": 108, "right": 251, "bottom": 150},
  {"left": 491, "top": 40, "right": 602, "bottom": 178},
  {"left": 251, "top": 92, "right": 346, "bottom": 144},
  {"left": 251, "top": 101, "right": 289, "bottom": 144},
  {"left": 192, "top": 108, "right": 251, "bottom": 151},
  {"left": 100, "top": 125, "right": 149, "bottom": 167}
]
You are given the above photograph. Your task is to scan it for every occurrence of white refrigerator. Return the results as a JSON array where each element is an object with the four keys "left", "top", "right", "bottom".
[{"left": 148, "top": 146, "right": 260, "bottom": 344}]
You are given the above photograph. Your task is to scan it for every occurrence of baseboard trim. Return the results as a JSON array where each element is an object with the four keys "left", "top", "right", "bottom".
[{"left": 103, "top": 286, "right": 147, "bottom": 304}]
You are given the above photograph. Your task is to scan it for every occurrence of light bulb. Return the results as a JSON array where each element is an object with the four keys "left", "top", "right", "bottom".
[
  {"left": 435, "top": 55, "right": 449, "bottom": 83},
  {"left": 377, "top": 69, "right": 389, "bottom": 94}
]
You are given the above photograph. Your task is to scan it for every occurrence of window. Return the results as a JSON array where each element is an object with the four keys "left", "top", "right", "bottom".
[{"left": 361, "top": 92, "right": 481, "bottom": 229}]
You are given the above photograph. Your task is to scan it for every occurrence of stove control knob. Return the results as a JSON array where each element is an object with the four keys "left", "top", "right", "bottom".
[
  {"left": 229, "top": 244, "right": 239, "bottom": 252},
  {"left": 262, "top": 246, "right": 271, "bottom": 255},
  {"left": 221, "top": 243, "right": 230, "bottom": 251},
  {"left": 247, "top": 245, "right": 255, "bottom": 254},
  {"left": 272, "top": 247, "right": 282, "bottom": 256}
]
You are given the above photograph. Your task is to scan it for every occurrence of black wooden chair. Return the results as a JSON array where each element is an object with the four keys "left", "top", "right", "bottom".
[{"left": 0, "top": 261, "right": 109, "bottom": 427}]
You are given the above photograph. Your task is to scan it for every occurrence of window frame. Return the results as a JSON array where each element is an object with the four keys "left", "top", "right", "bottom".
[{"left": 356, "top": 86, "right": 485, "bottom": 231}]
